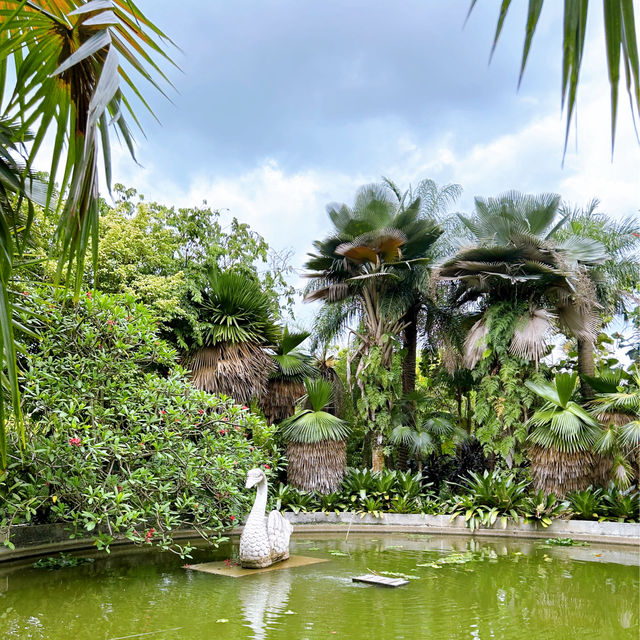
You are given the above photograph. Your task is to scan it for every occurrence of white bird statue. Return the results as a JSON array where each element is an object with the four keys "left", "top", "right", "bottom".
[{"left": 239, "top": 468, "right": 293, "bottom": 568}]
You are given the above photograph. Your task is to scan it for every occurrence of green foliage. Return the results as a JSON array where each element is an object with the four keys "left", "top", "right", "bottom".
[
  {"left": 472, "top": 303, "right": 546, "bottom": 462},
  {"left": 526, "top": 372, "right": 602, "bottom": 453},
  {"left": 279, "top": 378, "right": 350, "bottom": 443},
  {"left": 33, "top": 553, "right": 94, "bottom": 570},
  {"left": 95, "top": 191, "right": 295, "bottom": 344},
  {"left": 354, "top": 346, "right": 402, "bottom": 438},
  {"left": 520, "top": 491, "right": 569, "bottom": 528},
  {"left": 176, "top": 269, "right": 281, "bottom": 350},
  {"left": 1, "top": 291, "right": 278, "bottom": 554},
  {"left": 567, "top": 484, "right": 640, "bottom": 522},
  {"left": 448, "top": 470, "right": 531, "bottom": 532}
]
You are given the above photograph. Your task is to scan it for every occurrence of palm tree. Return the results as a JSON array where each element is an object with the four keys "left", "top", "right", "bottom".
[
  {"left": 279, "top": 377, "right": 350, "bottom": 493},
  {"left": 390, "top": 409, "right": 463, "bottom": 472},
  {"left": 556, "top": 203, "right": 640, "bottom": 397},
  {"left": 471, "top": 1, "right": 640, "bottom": 155},
  {"left": 381, "top": 178, "right": 462, "bottom": 399},
  {"left": 304, "top": 182, "right": 442, "bottom": 469},
  {"left": 589, "top": 366, "right": 640, "bottom": 487},
  {"left": 0, "top": 1, "right": 172, "bottom": 466},
  {"left": 175, "top": 270, "right": 281, "bottom": 405},
  {"left": 261, "top": 328, "right": 316, "bottom": 425},
  {"left": 437, "top": 191, "right": 606, "bottom": 372},
  {"left": 525, "top": 372, "right": 606, "bottom": 496}
]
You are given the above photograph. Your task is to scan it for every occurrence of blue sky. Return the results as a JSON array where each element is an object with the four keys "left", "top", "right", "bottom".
[{"left": 102, "top": 1, "right": 639, "bottom": 325}]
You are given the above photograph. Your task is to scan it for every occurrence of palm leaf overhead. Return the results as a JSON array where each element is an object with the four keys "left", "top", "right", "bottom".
[
  {"left": 470, "top": 0, "right": 640, "bottom": 155},
  {"left": 0, "top": 0, "right": 174, "bottom": 293},
  {"left": 0, "top": 1, "right": 172, "bottom": 466}
]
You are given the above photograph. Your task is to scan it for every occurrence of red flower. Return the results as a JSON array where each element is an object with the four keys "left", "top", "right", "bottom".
[
  {"left": 220, "top": 429, "right": 227, "bottom": 435},
  {"left": 68, "top": 437, "right": 81, "bottom": 446},
  {"left": 145, "top": 527, "right": 155, "bottom": 542},
  {"left": 222, "top": 416, "right": 228, "bottom": 422},
  {"left": 230, "top": 515, "right": 236, "bottom": 521},
  {"left": 86, "top": 291, "right": 92, "bottom": 298},
  {"left": 198, "top": 409, "right": 205, "bottom": 415},
  {"left": 160, "top": 409, "right": 167, "bottom": 415},
  {"left": 264, "top": 465, "right": 271, "bottom": 470},
  {"left": 241, "top": 406, "right": 249, "bottom": 410}
]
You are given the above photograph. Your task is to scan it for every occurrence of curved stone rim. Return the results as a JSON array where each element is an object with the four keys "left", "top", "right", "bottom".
[{"left": 1, "top": 511, "right": 638, "bottom": 563}]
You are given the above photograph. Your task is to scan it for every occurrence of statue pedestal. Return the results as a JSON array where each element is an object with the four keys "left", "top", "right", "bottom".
[{"left": 185, "top": 555, "right": 328, "bottom": 578}]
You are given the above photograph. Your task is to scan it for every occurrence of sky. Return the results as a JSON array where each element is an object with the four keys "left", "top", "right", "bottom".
[{"left": 97, "top": 1, "right": 639, "bottom": 326}]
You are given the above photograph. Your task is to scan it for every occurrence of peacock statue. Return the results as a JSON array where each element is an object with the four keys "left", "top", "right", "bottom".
[{"left": 239, "top": 468, "right": 293, "bottom": 568}]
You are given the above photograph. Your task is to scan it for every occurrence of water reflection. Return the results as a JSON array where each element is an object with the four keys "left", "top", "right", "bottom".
[{"left": 237, "top": 569, "right": 292, "bottom": 640}]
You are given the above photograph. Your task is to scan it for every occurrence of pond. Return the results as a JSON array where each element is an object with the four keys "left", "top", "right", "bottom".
[{"left": 1, "top": 533, "right": 638, "bottom": 639}]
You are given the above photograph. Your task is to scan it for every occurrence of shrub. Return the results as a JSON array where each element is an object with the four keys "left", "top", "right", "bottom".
[{"left": 1, "top": 291, "right": 278, "bottom": 555}]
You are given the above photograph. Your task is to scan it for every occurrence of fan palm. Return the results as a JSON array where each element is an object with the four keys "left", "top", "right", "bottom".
[
  {"left": 0, "top": 1, "right": 171, "bottom": 466},
  {"left": 261, "top": 328, "right": 316, "bottom": 425},
  {"left": 525, "top": 372, "right": 606, "bottom": 496},
  {"left": 390, "top": 410, "right": 463, "bottom": 471},
  {"left": 279, "top": 377, "right": 350, "bottom": 493},
  {"left": 589, "top": 366, "right": 640, "bottom": 487},
  {"left": 556, "top": 203, "right": 640, "bottom": 395},
  {"left": 178, "top": 270, "right": 281, "bottom": 405},
  {"left": 304, "top": 182, "right": 442, "bottom": 469},
  {"left": 437, "top": 191, "right": 606, "bottom": 371}
]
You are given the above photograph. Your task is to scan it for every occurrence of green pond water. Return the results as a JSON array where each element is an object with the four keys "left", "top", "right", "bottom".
[{"left": 0, "top": 533, "right": 638, "bottom": 639}]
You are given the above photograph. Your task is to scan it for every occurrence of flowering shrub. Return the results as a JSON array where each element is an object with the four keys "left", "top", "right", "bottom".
[{"left": 1, "top": 291, "right": 279, "bottom": 555}]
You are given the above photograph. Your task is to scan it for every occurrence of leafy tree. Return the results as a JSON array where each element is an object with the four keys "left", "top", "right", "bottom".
[
  {"left": 3, "top": 289, "right": 276, "bottom": 553},
  {"left": 279, "top": 377, "right": 350, "bottom": 493},
  {"left": 0, "top": 1, "right": 171, "bottom": 466},
  {"left": 94, "top": 186, "right": 295, "bottom": 340}
]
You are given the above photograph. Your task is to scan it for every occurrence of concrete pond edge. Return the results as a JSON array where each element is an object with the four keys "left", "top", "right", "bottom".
[{"left": 1, "top": 512, "right": 638, "bottom": 562}]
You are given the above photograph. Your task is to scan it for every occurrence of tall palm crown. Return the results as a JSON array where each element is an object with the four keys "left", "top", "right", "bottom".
[
  {"left": 437, "top": 191, "right": 606, "bottom": 368},
  {"left": 304, "top": 183, "right": 442, "bottom": 360},
  {"left": 177, "top": 270, "right": 280, "bottom": 404}
]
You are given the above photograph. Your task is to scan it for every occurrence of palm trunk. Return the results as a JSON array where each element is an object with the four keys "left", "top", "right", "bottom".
[
  {"left": 577, "top": 338, "right": 595, "bottom": 399},
  {"left": 371, "top": 431, "right": 385, "bottom": 472},
  {"left": 401, "top": 303, "right": 419, "bottom": 398},
  {"left": 398, "top": 303, "right": 419, "bottom": 472}
]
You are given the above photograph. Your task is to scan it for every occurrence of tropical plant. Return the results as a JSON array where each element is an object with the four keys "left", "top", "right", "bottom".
[
  {"left": 600, "top": 483, "right": 640, "bottom": 522},
  {"left": 448, "top": 469, "right": 530, "bottom": 531},
  {"left": 472, "top": 0, "right": 640, "bottom": 154},
  {"left": 590, "top": 366, "right": 640, "bottom": 487},
  {"left": 566, "top": 487, "right": 604, "bottom": 521},
  {"left": 438, "top": 191, "right": 605, "bottom": 371},
  {"left": 526, "top": 372, "right": 607, "bottom": 496},
  {"left": 261, "top": 328, "right": 315, "bottom": 425},
  {"left": 176, "top": 269, "right": 281, "bottom": 405},
  {"left": 279, "top": 377, "right": 350, "bottom": 494},
  {"left": 2, "top": 290, "right": 277, "bottom": 554},
  {"left": 305, "top": 182, "right": 443, "bottom": 468},
  {"left": 556, "top": 202, "right": 640, "bottom": 396},
  {"left": 520, "top": 490, "right": 569, "bottom": 528},
  {"left": 0, "top": 0, "right": 172, "bottom": 466},
  {"left": 437, "top": 191, "right": 606, "bottom": 463},
  {"left": 390, "top": 407, "right": 463, "bottom": 470}
]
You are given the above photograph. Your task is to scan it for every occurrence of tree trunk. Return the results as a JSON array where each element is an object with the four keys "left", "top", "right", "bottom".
[
  {"left": 401, "top": 304, "right": 419, "bottom": 397},
  {"left": 371, "top": 431, "right": 385, "bottom": 472},
  {"left": 577, "top": 338, "right": 595, "bottom": 399}
]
